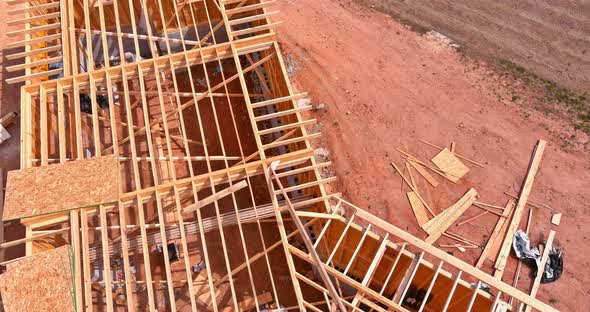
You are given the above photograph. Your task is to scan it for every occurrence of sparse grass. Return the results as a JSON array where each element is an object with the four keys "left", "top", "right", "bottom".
[
  {"left": 497, "top": 59, "right": 590, "bottom": 135},
  {"left": 549, "top": 297, "right": 559, "bottom": 305}
]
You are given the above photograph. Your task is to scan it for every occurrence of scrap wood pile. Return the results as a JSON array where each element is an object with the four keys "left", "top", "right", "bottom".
[{"left": 391, "top": 139, "right": 564, "bottom": 291}]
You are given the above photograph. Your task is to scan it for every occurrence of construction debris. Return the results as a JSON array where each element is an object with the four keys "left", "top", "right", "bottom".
[
  {"left": 494, "top": 140, "right": 546, "bottom": 279},
  {"left": 431, "top": 148, "right": 470, "bottom": 182},
  {"left": 551, "top": 213, "right": 562, "bottom": 226},
  {"left": 423, "top": 188, "right": 478, "bottom": 243},
  {"left": 406, "top": 192, "right": 430, "bottom": 226}
]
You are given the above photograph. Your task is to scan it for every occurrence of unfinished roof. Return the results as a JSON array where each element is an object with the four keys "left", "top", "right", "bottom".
[{"left": 1, "top": 0, "right": 560, "bottom": 311}]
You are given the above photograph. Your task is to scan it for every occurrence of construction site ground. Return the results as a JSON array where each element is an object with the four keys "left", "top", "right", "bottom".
[
  {"left": 276, "top": 0, "right": 590, "bottom": 311},
  {"left": 0, "top": 0, "right": 588, "bottom": 311}
]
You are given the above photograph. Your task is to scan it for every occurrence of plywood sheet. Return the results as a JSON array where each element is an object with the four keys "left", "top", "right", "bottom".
[
  {"left": 431, "top": 148, "right": 469, "bottom": 183},
  {"left": 0, "top": 246, "right": 75, "bottom": 312},
  {"left": 407, "top": 192, "right": 430, "bottom": 226},
  {"left": 3, "top": 156, "right": 119, "bottom": 220}
]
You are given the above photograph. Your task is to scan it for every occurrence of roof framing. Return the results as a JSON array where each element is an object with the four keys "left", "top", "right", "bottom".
[{"left": 2, "top": 0, "right": 560, "bottom": 311}]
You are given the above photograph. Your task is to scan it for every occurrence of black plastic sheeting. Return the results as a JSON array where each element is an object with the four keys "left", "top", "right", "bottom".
[{"left": 512, "top": 230, "right": 563, "bottom": 284}]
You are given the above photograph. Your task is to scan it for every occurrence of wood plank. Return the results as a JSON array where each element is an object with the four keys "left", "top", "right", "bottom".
[
  {"left": 269, "top": 162, "right": 346, "bottom": 311},
  {"left": 183, "top": 180, "right": 248, "bottom": 212},
  {"left": 423, "top": 188, "right": 478, "bottom": 243},
  {"left": 431, "top": 148, "right": 469, "bottom": 183},
  {"left": 494, "top": 140, "right": 546, "bottom": 279},
  {"left": 551, "top": 213, "right": 562, "bottom": 226},
  {"left": 418, "top": 139, "right": 486, "bottom": 168},
  {"left": 408, "top": 160, "right": 439, "bottom": 187},
  {"left": 476, "top": 199, "right": 515, "bottom": 268},
  {"left": 391, "top": 162, "right": 435, "bottom": 216},
  {"left": 392, "top": 252, "right": 424, "bottom": 304},
  {"left": 405, "top": 161, "right": 417, "bottom": 190},
  {"left": 407, "top": 192, "right": 430, "bottom": 226},
  {"left": 523, "top": 230, "right": 556, "bottom": 312},
  {"left": 3, "top": 156, "right": 120, "bottom": 220}
]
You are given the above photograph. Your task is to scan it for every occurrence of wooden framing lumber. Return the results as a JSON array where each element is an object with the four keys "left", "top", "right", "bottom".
[
  {"left": 183, "top": 180, "right": 248, "bottom": 212},
  {"left": 423, "top": 188, "right": 478, "bottom": 243},
  {"left": 407, "top": 191, "right": 430, "bottom": 226},
  {"left": 391, "top": 162, "right": 435, "bottom": 216},
  {"left": 476, "top": 199, "right": 515, "bottom": 268},
  {"left": 269, "top": 161, "right": 346, "bottom": 311},
  {"left": 352, "top": 207, "right": 558, "bottom": 312},
  {"left": 408, "top": 160, "right": 439, "bottom": 187},
  {"left": 419, "top": 139, "right": 486, "bottom": 168},
  {"left": 431, "top": 148, "right": 469, "bottom": 183},
  {"left": 494, "top": 140, "right": 546, "bottom": 279},
  {"left": 523, "top": 230, "right": 556, "bottom": 312}
]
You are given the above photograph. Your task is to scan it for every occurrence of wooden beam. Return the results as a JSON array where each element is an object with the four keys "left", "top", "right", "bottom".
[
  {"left": 183, "top": 180, "right": 248, "bottom": 212},
  {"left": 423, "top": 188, "right": 478, "bottom": 243},
  {"left": 392, "top": 252, "right": 424, "bottom": 304},
  {"left": 391, "top": 162, "right": 435, "bottom": 216},
  {"left": 352, "top": 206, "right": 558, "bottom": 312},
  {"left": 523, "top": 230, "right": 556, "bottom": 312},
  {"left": 269, "top": 161, "right": 346, "bottom": 311},
  {"left": 494, "top": 140, "right": 546, "bottom": 279},
  {"left": 476, "top": 199, "right": 515, "bottom": 268}
]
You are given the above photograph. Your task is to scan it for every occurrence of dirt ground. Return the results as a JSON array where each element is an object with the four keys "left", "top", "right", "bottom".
[
  {"left": 276, "top": 0, "right": 590, "bottom": 310},
  {"left": 353, "top": 0, "right": 590, "bottom": 95}
]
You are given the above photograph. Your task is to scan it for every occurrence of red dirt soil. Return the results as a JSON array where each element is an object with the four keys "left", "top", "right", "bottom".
[{"left": 277, "top": 0, "right": 590, "bottom": 310}]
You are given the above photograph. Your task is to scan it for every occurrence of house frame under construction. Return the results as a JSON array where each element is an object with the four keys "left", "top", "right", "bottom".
[{"left": 0, "top": 0, "right": 559, "bottom": 311}]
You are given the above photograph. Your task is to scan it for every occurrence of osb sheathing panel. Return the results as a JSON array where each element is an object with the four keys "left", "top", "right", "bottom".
[
  {"left": 0, "top": 246, "right": 75, "bottom": 312},
  {"left": 3, "top": 156, "right": 119, "bottom": 220}
]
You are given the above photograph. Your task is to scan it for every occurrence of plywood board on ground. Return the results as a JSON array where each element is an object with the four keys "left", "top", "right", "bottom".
[
  {"left": 0, "top": 246, "right": 75, "bottom": 312},
  {"left": 3, "top": 156, "right": 119, "bottom": 220},
  {"left": 407, "top": 191, "right": 430, "bottom": 226},
  {"left": 431, "top": 148, "right": 469, "bottom": 183},
  {"left": 423, "top": 188, "right": 478, "bottom": 243}
]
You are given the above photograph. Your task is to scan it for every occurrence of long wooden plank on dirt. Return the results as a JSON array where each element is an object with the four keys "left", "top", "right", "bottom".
[
  {"left": 408, "top": 160, "right": 439, "bottom": 187},
  {"left": 407, "top": 192, "right": 430, "bottom": 226},
  {"left": 494, "top": 140, "right": 546, "bottom": 279},
  {"left": 431, "top": 148, "right": 470, "bottom": 183},
  {"left": 524, "top": 230, "right": 556, "bottom": 312},
  {"left": 423, "top": 188, "right": 478, "bottom": 243},
  {"left": 475, "top": 199, "right": 515, "bottom": 268}
]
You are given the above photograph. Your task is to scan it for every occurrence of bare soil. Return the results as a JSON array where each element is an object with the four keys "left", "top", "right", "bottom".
[
  {"left": 353, "top": 0, "right": 590, "bottom": 95},
  {"left": 277, "top": 0, "right": 590, "bottom": 310}
]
